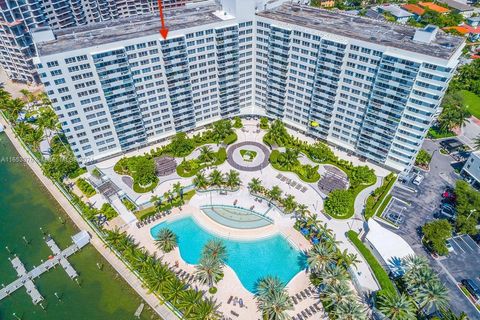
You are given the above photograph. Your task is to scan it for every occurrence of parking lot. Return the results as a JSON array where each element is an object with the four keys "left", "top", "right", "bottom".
[
  {"left": 384, "top": 139, "right": 480, "bottom": 318},
  {"left": 381, "top": 197, "right": 408, "bottom": 226}
]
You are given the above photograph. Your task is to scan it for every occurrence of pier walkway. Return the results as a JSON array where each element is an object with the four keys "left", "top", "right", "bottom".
[{"left": 0, "top": 230, "right": 90, "bottom": 305}]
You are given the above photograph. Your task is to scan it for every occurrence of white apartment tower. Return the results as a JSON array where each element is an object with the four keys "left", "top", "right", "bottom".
[
  {"left": 0, "top": 0, "right": 186, "bottom": 83},
  {"left": 32, "top": 0, "right": 464, "bottom": 172}
]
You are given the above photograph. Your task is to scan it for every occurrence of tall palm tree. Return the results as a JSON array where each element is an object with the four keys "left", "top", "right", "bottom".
[
  {"left": 144, "top": 263, "right": 173, "bottom": 293},
  {"left": 269, "top": 185, "right": 282, "bottom": 202},
  {"left": 336, "top": 249, "right": 360, "bottom": 270},
  {"left": 415, "top": 280, "right": 449, "bottom": 315},
  {"left": 37, "top": 107, "right": 58, "bottom": 134},
  {"left": 24, "top": 127, "right": 44, "bottom": 150},
  {"left": 199, "top": 146, "right": 215, "bottom": 163},
  {"left": 321, "top": 265, "right": 349, "bottom": 287},
  {"left": 150, "top": 195, "right": 161, "bottom": 210},
  {"left": 256, "top": 290, "right": 293, "bottom": 320},
  {"left": 378, "top": 293, "right": 416, "bottom": 320},
  {"left": 163, "top": 190, "right": 174, "bottom": 204},
  {"left": 225, "top": 169, "right": 241, "bottom": 188},
  {"left": 176, "top": 289, "right": 203, "bottom": 317},
  {"left": 255, "top": 276, "right": 285, "bottom": 298},
  {"left": 307, "top": 242, "right": 336, "bottom": 273},
  {"left": 295, "top": 204, "right": 309, "bottom": 221},
  {"left": 194, "top": 172, "right": 209, "bottom": 189},
  {"left": 323, "top": 282, "right": 355, "bottom": 309},
  {"left": 190, "top": 297, "right": 221, "bottom": 320},
  {"left": 6, "top": 98, "right": 25, "bottom": 121},
  {"left": 161, "top": 277, "right": 185, "bottom": 304},
  {"left": 209, "top": 169, "right": 224, "bottom": 187},
  {"left": 194, "top": 256, "right": 223, "bottom": 288},
  {"left": 439, "top": 308, "right": 469, "bottom": 320},
  {"left": 202, "top": 239, "right": 228, "bottom": 264},
  {"left": 155, "top": 228, "right": 178, "bottom": 253},
  {"left": 0, "top": 88, "right": 11, "bottom": 103},
  {"left": 278, "top": 148, "right": 300, "bottom": 170},
  {"left": 282, "top": 194, "right": 297, "bottom": 213},
  {"left": 475, "top": 135, "right": 480, "bottom": 150},
  {"left": 172, "top": 182, "right": 183, "bottom": 201},
  {"left": 333, "top": 300, "right": 367, "bottom": 320},
  {"left": 248, "top": 178, "right": 263, "bottom": 194}
]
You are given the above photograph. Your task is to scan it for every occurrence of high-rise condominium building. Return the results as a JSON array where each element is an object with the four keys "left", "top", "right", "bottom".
[
  {"left": 32, "top": 0, "right": 464, "bottom": 172},
  {"left": 0, "top": 0, "right": 186, "bottom": 83}
]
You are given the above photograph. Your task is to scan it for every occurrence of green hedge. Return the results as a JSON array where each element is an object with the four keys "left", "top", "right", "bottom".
[
  {"left": 100, "top": 203, "right": 118, "bottom": 220},
  {"left": 135, "top": 190, "right": 196, "bottom": 220},
  {"left": 122, "top": 198, "right": 136, "bottom": 211},
  {"left": 177, "top": 148, "right": 226, "bottom": 178},
  {"left": 365, "top": 173, "right": 396, "bottom": 220},
  {"left": 223, "top": 132, "right": 237, "bottom": 145},
  {"left": 269, "top": 150, "right": 321, "bottom": 183},
  {"left": 133, "top": 178, "right": 158, "bottom": 193},
  {"left": 346, "top": 231, "right": 397, "bottom": 296},
  {"left": 76, "top": 178, "right": 96, "bottom": 197}
]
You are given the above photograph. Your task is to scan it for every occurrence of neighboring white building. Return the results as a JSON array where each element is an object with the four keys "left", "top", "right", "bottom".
[
  {"left": 32, "top": 0, "right": 464, "bottom": 173},
  {"left": 462, "top": 151, "right": 480, "bottom": 187},
  {"left": 375, "top": 4, "right": 414, "bottom": 23}
]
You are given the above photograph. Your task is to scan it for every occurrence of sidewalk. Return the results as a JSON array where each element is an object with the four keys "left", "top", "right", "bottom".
[{"left": 0, "top": 117, "right": 178, "bottom": 320}]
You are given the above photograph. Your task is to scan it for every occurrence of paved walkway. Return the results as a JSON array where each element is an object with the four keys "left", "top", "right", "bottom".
[
  {"left": 227, "top": 141, "right": 270, "bottom": 171},
  {"left": 0, "top": 118, "right": 179, "bottom": 320}
]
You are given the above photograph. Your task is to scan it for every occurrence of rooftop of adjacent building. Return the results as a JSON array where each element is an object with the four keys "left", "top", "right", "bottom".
[
  {"left": 258, "top": 4, "right": 464, "bottom": 60},
  {"left": 36, "top": 3, "right": 224, "bottom": 56}
]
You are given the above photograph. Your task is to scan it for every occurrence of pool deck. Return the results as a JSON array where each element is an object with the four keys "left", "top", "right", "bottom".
[{"left": 127, "top": 204, "right": 318, "bottom": 319}]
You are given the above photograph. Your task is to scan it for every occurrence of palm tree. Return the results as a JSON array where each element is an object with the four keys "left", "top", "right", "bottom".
[
  {"left": 144, "top": 263, "right": 172, "bottom": 293},
  {"left": 378, "top": 293, "right": 416, "bottom": 320},
  {"left": 190, "top": 297, "right": 221, "bottom": 320},
  {"left": 155, "top": 228, "right": 178, "bottom": 253},
  {"left": 323, "top": 282, "right": 355, "bottom": 309},
  {"left": 24, "top": 127, "right": 44, "bottom": 150},
  {"left": 415, "top": 280, "right": 449, "bottom": 315},
  {"left": 278, "top": 148, "right": 300, "bottom": 170},
  {"left": 269, "top": 185, "right": 282, "bottom": 202},
  {"left": 176, "top": 289, "right": 203, "bottom": 317},
  {"left": 194, "top": 172, "right": 209, "bottom": 189},
  {"left": 37, "top": 107, "right": 58, "bottom": 135},
  {"left": 307, "top": 242, "right": 336, "bottom": 273},
  {"left": 295, "top": 204, "right": 309, "bottom": 221},
  {"left": 333, "top": 300, "right": 367, "bottom": 320},
  {"left": 225, "top": 169, "right": 241, "bottom": 189},
  {"left": 199, "top": 146, "right": 215, "bottom": 163},
  {"left": 6, "top": 98, "right": 25, "bottom": 121},
  {"left": 255, "top": 276, "right": 293, "bottom": 320},
  {"left": 172, "top": 182, "right": 183, "bottom": 201},
  {"left": 255, "top": 276, "right": 285, "bottom": 298},
  {"left": 282, "top": 194, "right": 297, "bottom": 213},
  {"left": 475, "top": 135, "right": 480, "bottom": 150},
  {"left": 0, "top": 88, "right": 11, "bottom": 103},
  {"left": 202, "top": 239, "right": 228, "bottom": 264},
  {"left": 194, "top": 256, "right": 223, "bottom": 287},
  {"left": 209, "top": 169, "right": 224, "bottom": 187},
  {"left": 336, "top": 249, "right": 360, "bottom": 270},
  {"left": 321, "top": 265, "right": 349, "bottom": 287},
  {"left": 256, "top": 290, "right": 293, "bottom": 320},
  {"left": 439, "top": 308, "right": 469, "bottom": 320},
  {"left": 163, "top": 190, "right": 174, "bottom": 205},
  {"left": 161, "top": 277, "right": 185, "bottom": 304},
  {"left": 248, "top": 178, "right": 263, "bottom": 194},
  {"left": 150, "top": 195, "right": 161, "bottom": 211}
]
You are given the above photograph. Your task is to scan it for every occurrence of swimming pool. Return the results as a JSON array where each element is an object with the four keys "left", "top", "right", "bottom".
[
  {"left": 150, "top": 216, "right": 305, "bottom": 292},
  {"left": 200, "top": 205, "right": 272, "bottom": 229}
]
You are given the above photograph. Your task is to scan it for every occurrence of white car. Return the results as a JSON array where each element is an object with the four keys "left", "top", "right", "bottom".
[
  {"left": 413, "top": 174, "right": 424, "bottom": 186},
  {"left": 446, "top": 240, "right": 454, "bottom": 253}
]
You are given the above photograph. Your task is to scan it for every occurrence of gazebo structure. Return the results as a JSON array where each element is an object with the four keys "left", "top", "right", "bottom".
[
  {"left": 155, "top": 156, "right": 177, "bottom": 176},
  {"left": 317, "top": 165, "right": 349, "bottom": 194}
]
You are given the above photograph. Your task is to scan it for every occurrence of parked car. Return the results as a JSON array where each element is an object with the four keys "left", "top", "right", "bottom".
[
  {"left": 413, "top": 174, "right": 424, "bottom": 186},
  {"left": 462, "top": 279, "right": 480, "bottom": 301},
  {"left": 446, "top": 240, "right": 454, "bottom": 253}
]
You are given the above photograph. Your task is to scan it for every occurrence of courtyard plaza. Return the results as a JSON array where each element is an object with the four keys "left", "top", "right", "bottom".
[{"left": 90, "top": 119, "right": 391, "bottom": 317}]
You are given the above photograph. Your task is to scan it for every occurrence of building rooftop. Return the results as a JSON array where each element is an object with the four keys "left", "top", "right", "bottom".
[
  {"left": 37, "top": 3, "right": 223, "bottom": 56},
  {"left": 418, "top": 2, "right": 450, "bottom": 13},
  {"left": 376, "top": 4, "right": 414, "bottom": 18},
  {"left": 402, "top": 4, "right": 426, "bottom": 15},
  {"left": 257, "top": 4, "right": 464, "bottom": 60},
  {"left": 438, "top": 0, "right": 474, "bottom": 11}
]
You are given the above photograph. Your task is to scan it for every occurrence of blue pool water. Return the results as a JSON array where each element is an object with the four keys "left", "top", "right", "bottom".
[{"left": 150, "top": 216, "right": 306, "bottom": 292}]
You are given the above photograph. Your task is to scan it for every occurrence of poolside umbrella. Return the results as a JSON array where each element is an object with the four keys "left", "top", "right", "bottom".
[
  {"left": 301, "top": 228, "right": 309, "bottom": 236},
  {"left": 311, "top": 237, "right": 320, "bottom": 244}
]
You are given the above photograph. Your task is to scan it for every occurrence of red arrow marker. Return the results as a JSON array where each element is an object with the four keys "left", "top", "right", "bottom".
[{"left": 158, "top": 0, "right": 169, "bottom": 40}]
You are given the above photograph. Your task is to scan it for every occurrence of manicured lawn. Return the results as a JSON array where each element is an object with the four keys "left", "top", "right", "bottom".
[
  {"left": 240, "top": 149, "right": 257, "bottom": 162},
  {"left": 461, "top": 90, "right": 480, "bottom": 119},
  {"left": 346, "top": 230, "right": 397, "bottom": 296}
]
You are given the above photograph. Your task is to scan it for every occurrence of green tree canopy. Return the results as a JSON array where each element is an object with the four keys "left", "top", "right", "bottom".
[{"left": 422, "top": 219, "right": 452, "bottom": 256}]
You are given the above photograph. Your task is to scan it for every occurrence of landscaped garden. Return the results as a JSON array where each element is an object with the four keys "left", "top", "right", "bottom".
[
  {"left": 364, "top": 173, "right": 396, "bottom": 220},
  {"left": 239, "top": 149, "right": 257, "bottom": 162},
  {"left": 75, "top": 178, "right": 97, "bottom": 197},
  {"left": 263, "top": 119, "right": 377, "bottom": 219}
]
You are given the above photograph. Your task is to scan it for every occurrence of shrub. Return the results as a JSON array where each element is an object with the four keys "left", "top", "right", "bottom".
[
  {"left": 364, "top": 173, "right": 396, "bottom": 220},
  {"left": 415, "top": 149, "right": 432, "bottom": 167},
  {"left": 177, "top": 148, "right": 227, "bottom": 178},
  {"left": 100, "top": 203, "right": 118, "bottom": 220},
  {"left": 260, "top": 117, "right": 269, "bottom": 129},
  {"left": 209, "top": 287, "right": 218, "bottom": 294},
  {"left": 76, "top": 178, "right": 96, "bottom": 197},
  {"left": 122, "top": 198, "right": 136, "bottom": 211},
  {"left": 233, "top": 116, "right": 243, "bottom": 128},
  {"left": 346, "top": 231, "right": 397, "bottom": 296},
  {"left": 324, "top": 189, "right": 354, "bottom": 219},
  {"left": 349, "top": 165, "right": 376, "bottom": 188},
  {"left": 223, "top": 132, "right": 237, "bottom": 145}
]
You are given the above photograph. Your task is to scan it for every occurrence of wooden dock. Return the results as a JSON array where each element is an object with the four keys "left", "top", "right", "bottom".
[{"left": 0, "top": 230, "right": 90, "bottom": 305}]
